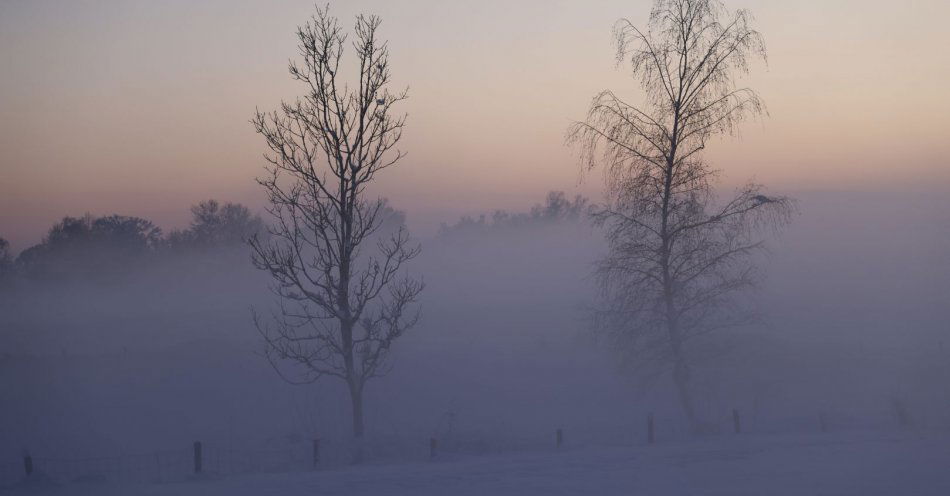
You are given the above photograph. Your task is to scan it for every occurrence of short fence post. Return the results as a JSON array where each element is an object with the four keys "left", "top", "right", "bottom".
[
  {"left": 312, "top": 439, "right": 320, "bottom": 468},
  {"left": 647, "top": 413, "right": 655, "bottom": 445},
  {"left": 556, "top": 428, "right": 563, "bottom": 449},
  {"left": 23, "top": 454, "right": 33, "bottom": 477},
  {"left": 732, "top": 408, "right": 741, "bottom": 434},
  {"left": 429, "top": 438, "right": 437, "bottom": 459},
  {"left": 193, "top": 441, "right": 202, "bottom": 474},
  {"left": 819, "top": 412, "right": 827, "bottom": 432}
]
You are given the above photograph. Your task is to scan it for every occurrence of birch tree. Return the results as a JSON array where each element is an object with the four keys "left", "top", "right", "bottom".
[{"left": 568, "top": 0, "right": 793, "bottom": 432}]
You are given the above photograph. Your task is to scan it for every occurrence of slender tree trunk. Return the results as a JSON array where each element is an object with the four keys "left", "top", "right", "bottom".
[
  {"left": 347, "top": 378, "right": 365, "bottom": 464},
  {"left": 339, "top": 248, "right": 362, "bottom": 440},
  {"left": 665, "top": 287, "right": 700, "bottom": 433},
  {"left": 349, "top": 381, "right": 365, "bottom": 438},
  {"left": 672, "top": 357, "right": 699, "bottom": 432},
  {"left": 662, "top": 108, "right": 702, "bottom": 433}
]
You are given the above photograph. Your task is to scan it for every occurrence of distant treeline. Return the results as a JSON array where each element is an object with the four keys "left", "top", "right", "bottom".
[
  {"left": 437, "top": 192, "right": 589, "bottom": 237},
  {"left": 0, "top": 200, "right": 263, "bottom": 281},
  {"left": 0, "top": 192, "right": 590, "bottom": 282}
]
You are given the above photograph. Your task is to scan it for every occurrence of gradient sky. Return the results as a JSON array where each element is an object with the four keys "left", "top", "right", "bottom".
[{"left": 1, "top": 0, "right": 949, "bottom": 249}]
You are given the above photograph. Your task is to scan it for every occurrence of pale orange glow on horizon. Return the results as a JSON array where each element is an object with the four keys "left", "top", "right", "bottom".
[{"left": 1, "top": 0, "right": 948, "bottom": 249}]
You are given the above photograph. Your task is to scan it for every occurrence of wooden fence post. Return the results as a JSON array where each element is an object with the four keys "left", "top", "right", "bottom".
[
  {"left": 647, "top": 413, "right": 655, "bottom": 445},
  {"left": 312, "top": 439, "right": 320, "bottom": 468},
  {"left": 732, "top": 408, "right": 741, "bottom": 434},
  {"left": 193, "top": 441, "right": 202, "bottom": 474},
  {"left": 429, "top": 438, "right": 437, "bottom": 459},
  {"left": 23, "top": 454, "right": 33, "bottom": 477},
  {"left": 556, "top": 428, "right": 563, "bottom": 449}
]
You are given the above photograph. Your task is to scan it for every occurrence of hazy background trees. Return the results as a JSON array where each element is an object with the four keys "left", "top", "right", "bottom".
[
  {"left": 437, "top": 191, "right": 589, "bottom": 237},
  {"left": 569, "top": 0, "right": 793, "bottom": 432},
  {"left": 0, "top": 199, "right": 259, "bottom": 284},
  {"left": 249, "top": 6, "right": 422, "bottom": 446},
  {"left": 14, "top": 215, "right": 163, "bottom": 280},
  {"left": 166, "top": 200, "right": 263, "bottom": 251}
]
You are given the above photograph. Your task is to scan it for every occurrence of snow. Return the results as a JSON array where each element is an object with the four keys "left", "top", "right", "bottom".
[{"left": 5, "top": 430, "right": 950, "bottom": 495}]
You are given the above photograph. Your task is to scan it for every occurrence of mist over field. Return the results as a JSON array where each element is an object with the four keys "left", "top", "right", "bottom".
[{"left": 2, "top": 191, "right": 947, "bottom": 466}]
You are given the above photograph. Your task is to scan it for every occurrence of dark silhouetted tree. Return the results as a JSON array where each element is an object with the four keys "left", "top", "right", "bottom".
[
  {"left": 249, "top": 5, "right": 422, "bottom": 445},
  {"left": 17, "top": 214, "right": 162, "bottom": 279},
  {"left": 568, "top": 0, "right": 793, "bottom": 432}
]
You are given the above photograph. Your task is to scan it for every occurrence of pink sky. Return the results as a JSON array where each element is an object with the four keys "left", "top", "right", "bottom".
[{"left": 1, "top": 0, "right": 948, "bottom": 249}]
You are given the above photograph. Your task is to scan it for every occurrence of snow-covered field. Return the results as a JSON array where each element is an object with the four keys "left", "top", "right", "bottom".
[{"left": 5, "top": 430, "right": 949, "bottom": 496}]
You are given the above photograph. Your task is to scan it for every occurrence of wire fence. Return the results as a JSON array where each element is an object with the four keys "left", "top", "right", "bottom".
[
  {"left": 0, "top": 444, "right": 316, "bottom": 488},
  {"left": 0, "top": 403, "right": 927, "bottom": 489}
]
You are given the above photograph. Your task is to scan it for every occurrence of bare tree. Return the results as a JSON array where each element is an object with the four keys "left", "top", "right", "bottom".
[
  {"left": 568, "top": 0, "right": 793, "bottom": 432},
  {"left": 249, "top": 6, "right": 422, "bottom": 442}
]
